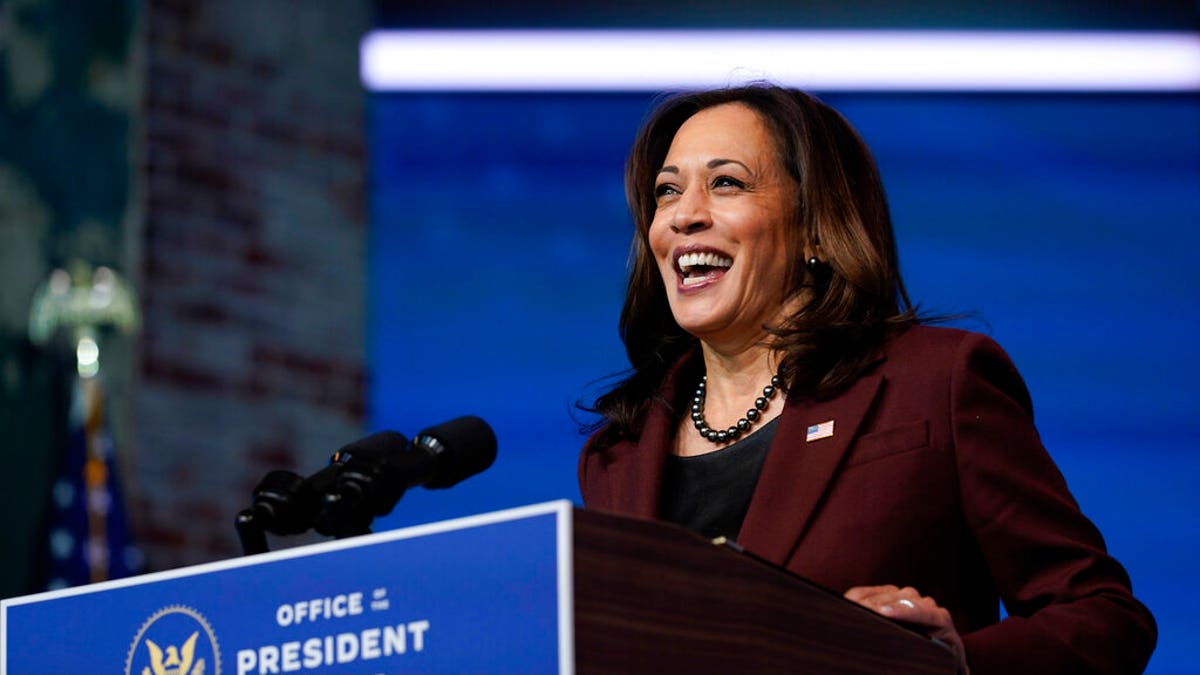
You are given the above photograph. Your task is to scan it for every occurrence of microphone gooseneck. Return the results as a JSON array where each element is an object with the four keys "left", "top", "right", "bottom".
[{"left": 235, "top": 463, "right": 344, "bottom": 554}]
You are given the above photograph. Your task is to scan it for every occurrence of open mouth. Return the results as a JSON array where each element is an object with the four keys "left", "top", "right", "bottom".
[{"left": 676, "top": 250, "right": 733, "bottom": 287}]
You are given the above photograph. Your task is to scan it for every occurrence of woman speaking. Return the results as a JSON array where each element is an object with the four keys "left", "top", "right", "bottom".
[{"left": 578, "top": 85, "right": 1155, "bottom": 674}]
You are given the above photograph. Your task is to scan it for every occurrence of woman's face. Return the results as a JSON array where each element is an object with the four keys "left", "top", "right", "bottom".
[{"left": 648, "top": 102, "right": 798, "bottom": 350}]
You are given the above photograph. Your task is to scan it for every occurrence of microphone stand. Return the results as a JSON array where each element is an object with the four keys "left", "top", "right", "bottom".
[
  {"left": 235, "top": 469, "right": 328, "bottom": 555},
  {"left": 235, "top": 509, "right": 269, "bottom": 555}
]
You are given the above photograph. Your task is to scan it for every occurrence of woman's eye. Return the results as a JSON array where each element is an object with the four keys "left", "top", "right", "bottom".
[
  {"left": 713, "top": 175, "right": 746, "bottom": 189},
  {"left": 654, "top": 184, "right": 679, "bottom": 199}
]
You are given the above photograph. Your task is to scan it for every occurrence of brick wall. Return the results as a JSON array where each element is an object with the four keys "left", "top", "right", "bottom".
[{"left": 137, "top": 0, "right": 368, "bottom": 569}]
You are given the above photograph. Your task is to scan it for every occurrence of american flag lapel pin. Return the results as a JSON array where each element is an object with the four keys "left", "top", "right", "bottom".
[{"left": 806, "top": 420, "right": 835, "bottom": 442}]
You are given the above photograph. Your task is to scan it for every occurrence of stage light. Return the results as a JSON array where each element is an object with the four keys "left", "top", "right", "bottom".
[{"left": 361, "top": 30, "right": 1200, "bottom": 92}]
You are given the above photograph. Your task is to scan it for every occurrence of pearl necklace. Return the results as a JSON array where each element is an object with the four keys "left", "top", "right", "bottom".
[{"left": 691, "top": 374, "right": 781, "bottom": 444}]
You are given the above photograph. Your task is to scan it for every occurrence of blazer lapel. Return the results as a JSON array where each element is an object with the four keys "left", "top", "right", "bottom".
[
  {"left": 737, "top": 372, "right": 885, "bottom": 565},
  {"left": 603, "top": 399, "right": 671, "bottom": 518},
  {"left": 604, "top": 350, "right": 702, "bottom": 518}
]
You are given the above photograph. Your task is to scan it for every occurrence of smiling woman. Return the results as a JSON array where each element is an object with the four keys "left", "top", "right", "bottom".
[
  {"left": 578, "top": 85, "right": 1156, "bottom": 674},
  {"left": 596, "top": 87, "right": 915, "bottom": 448}
]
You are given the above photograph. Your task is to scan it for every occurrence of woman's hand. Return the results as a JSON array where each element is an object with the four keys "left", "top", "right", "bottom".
[{"left": 844, "top": 584, "right": 969, "bottom": 674}]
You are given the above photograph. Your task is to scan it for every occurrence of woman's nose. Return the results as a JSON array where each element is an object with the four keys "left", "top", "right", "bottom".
[{"left": 671, "top": 190, "right": 712, "bottom": 234}]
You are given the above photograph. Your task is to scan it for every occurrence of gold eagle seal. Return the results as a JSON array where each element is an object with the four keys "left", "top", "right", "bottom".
[{"left": 125, "top": 605, "right": 222, "bottom": 675}]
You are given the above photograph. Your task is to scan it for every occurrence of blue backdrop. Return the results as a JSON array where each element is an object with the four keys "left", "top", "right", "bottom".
[{"left": 367, "top": 92, "right": 1199, "bottom": 672}]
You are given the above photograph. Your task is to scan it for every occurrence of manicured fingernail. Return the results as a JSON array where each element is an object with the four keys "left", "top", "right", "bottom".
[{"left": 880, "top": 604, "right": 896, "bottom": 615}]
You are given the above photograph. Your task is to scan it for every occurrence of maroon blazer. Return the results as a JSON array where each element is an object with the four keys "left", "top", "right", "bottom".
[{"left": 579, "top": 325, "right": 1155, "bottom": 674}]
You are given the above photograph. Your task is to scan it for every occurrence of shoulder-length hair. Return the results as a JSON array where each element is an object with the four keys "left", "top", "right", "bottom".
[{"left": 589, "top": 85, "right": 917, "bottom": 446}]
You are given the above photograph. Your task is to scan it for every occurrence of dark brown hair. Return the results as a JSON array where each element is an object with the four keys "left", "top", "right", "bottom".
[{"left": 588, "top": 85, "right": 917, "bottom": 446}]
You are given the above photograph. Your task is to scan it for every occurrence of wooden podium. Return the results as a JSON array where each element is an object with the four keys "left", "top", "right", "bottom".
[
  {"left": 2, "top": 501, "right": 954, "bottom": 673},
  {"left": 573, "top": 507, "right": 954, "bottom": 673}
]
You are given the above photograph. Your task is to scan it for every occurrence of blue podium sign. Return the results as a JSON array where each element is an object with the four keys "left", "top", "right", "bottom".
[{"left": 1, "top": 501, "right": 575, "bottom": 674}]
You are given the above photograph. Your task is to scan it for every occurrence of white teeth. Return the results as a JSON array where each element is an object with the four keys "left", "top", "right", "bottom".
[{"left": 677, "top": 251, "right": 733, "bottom": 272}]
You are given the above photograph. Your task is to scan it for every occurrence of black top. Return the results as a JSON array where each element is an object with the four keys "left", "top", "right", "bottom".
[{"left": 659, "top": 417, "right": 778, "bottom": 540}]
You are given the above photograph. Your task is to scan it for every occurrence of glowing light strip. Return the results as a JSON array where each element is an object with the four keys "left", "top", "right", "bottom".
[{"left": 361, "top": 30, "right": 1200, "bottom": 92}]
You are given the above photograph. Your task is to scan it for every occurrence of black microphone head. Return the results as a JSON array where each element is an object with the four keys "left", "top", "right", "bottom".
[{"left": 412, "top": 415, "right": 497, "bottom": 489}]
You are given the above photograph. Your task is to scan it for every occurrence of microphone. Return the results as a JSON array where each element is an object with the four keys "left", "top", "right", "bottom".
[
  {"left": 413, "top": 415, "right": 500, "bottom": 488},
  {"left": 316, "top": 416, "right": 497, "bottom": 538}
]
